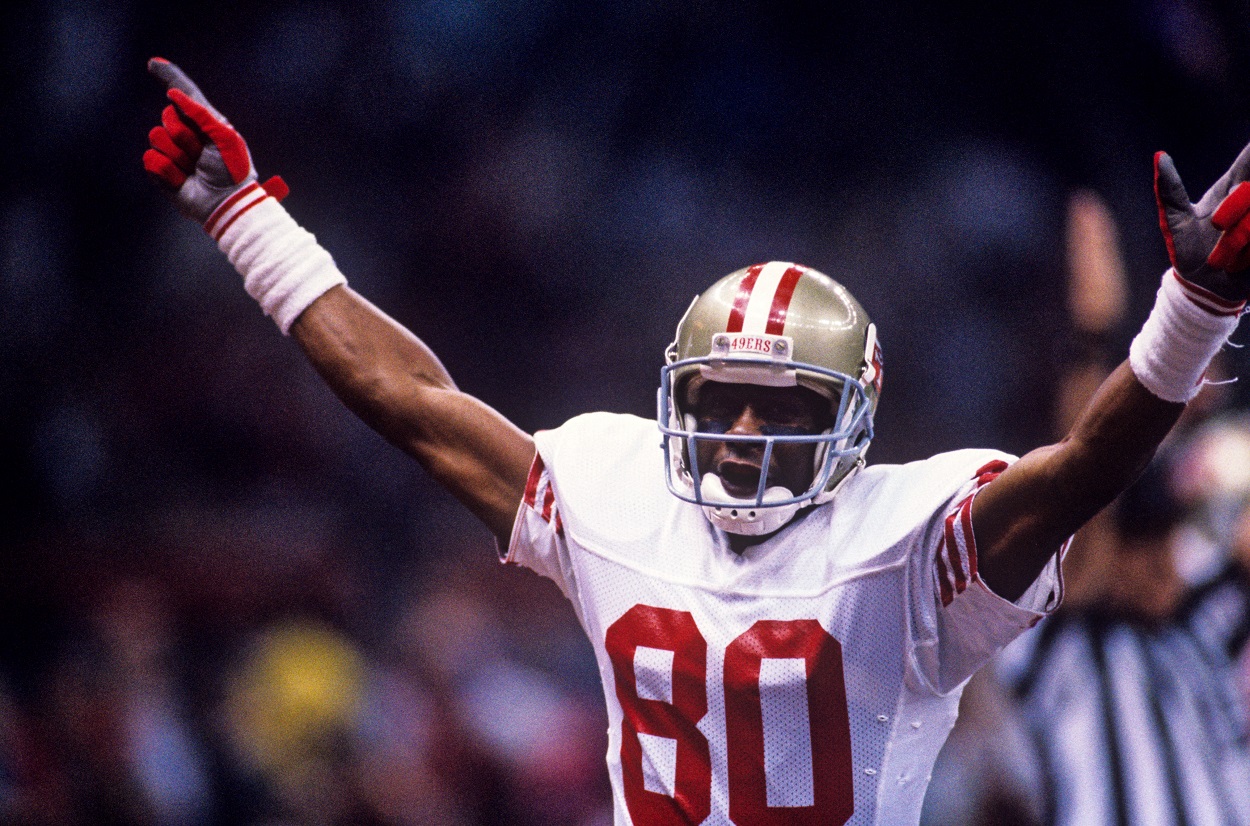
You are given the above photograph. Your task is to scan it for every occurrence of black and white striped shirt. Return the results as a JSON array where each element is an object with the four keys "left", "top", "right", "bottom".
[{"left": 998, "top": 564, "right": 1250, "bottom": 826}]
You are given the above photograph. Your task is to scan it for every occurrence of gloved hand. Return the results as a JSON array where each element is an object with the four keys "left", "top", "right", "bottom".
[
  {"left": 1155, "top": 143, "right": 1250, "bottom": 303},
  {"left": 143, "top": 57, "right": 287, "bottom": 225}
]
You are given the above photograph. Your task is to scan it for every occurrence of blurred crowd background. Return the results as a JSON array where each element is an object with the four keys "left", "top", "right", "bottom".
[{"left": 5, "top": 0, "right": 1250, "bottom": 823}]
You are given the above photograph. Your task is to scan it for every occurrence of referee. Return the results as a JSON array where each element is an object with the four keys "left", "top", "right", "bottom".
[{"left": 997, "top": 448, "right": 1250, "bottom": 826}]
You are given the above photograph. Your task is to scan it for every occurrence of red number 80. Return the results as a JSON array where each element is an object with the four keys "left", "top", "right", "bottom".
[{"left": 605, "top": 605, "right": 854, "bottom": 825}]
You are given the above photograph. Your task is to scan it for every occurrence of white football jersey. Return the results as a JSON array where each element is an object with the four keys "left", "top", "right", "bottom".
[{"left": 504, "top": 412, "right": 1063, "bottom": 826}]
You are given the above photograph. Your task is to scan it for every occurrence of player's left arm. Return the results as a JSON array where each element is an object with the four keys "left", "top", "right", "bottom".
[{"left": 973, "top": 142, "right": 1250, "bottom": 603}]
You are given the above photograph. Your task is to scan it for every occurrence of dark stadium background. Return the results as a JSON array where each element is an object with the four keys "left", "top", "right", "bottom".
[{"left": 2, "top": 1, "right": 1250, "bottom": 823}]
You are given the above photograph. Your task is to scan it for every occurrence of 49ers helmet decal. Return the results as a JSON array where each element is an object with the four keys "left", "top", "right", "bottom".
[{"left": 658, "top": 262, "right": 880, "bottom": 535}]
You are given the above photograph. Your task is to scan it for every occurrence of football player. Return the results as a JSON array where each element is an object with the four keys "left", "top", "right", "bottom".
[{"left": 143, "top": 56, "right": 1250, "bottom": 825}]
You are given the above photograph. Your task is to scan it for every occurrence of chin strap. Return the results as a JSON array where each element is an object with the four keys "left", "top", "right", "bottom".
[
  {"left": 698, "top": 459, "right": 866, "bottom": 537},
  {"left": 699, "top": 474, "right": 800, "bottom": 536}
]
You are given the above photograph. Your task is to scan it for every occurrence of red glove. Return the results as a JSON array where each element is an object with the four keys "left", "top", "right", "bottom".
[
  {"left": 143, "top": 57, "right": 287, "bottom": 225},
  {"left": 1155, "top": 142, "right": 1250, "bottom": 302}
]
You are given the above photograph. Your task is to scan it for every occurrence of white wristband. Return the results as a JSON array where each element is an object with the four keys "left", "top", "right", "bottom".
[
  {"left": 206, "top": 184, "right": 347, "bottom": 334},
  {"left": 1128, "top": 269, "right": 1244, "bottom": 403}
]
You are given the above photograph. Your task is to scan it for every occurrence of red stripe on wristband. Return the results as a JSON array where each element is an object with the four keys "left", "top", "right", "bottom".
[
  {"left": 204, "top": 182, "right": 262, "bottom": 236},
  {"left": 1171, "top": 270, "right": 1247, "bottom": 316},
  {"left": 212, "top": 192, "right": 269, "bottom": 240}
]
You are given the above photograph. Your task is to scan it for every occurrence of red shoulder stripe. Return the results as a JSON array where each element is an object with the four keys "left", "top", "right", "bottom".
[
  {"left": 523, "top": 453, "right": 545, "bottom": 509},
  {"left": 974, "top": 460, "right": 1009, "bottom": 481},
  {"left": 541, "top": 484, "right": 556, "bottom": 522}
]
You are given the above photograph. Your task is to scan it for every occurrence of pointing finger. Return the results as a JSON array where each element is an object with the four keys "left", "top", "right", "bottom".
[{"left": 147, "top": 57, "right": 211, "bottom": 107}]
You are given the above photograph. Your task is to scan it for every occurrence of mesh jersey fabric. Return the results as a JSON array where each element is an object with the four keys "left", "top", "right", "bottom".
[{"left": 504, "top": 412, "right": 1064, "bottom": 826}]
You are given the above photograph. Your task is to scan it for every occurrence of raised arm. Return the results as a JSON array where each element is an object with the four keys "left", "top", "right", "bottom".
[
  {"left": 973, "top": 144, "right": 1250, "bottom": 602},
  {"left": 290, "top": 287, "right": 533, "bottom": 540},
  {"left": 143, "top": 58, "right": 533, "bottom": 543}
]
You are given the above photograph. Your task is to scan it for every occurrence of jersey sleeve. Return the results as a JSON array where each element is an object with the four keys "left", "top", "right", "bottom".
[
  {"left": 916, "top": 460, "right": 1068, "bottom": 694},
  {"left": 501, "top": 447, "right": 577, "bottom": 602}
]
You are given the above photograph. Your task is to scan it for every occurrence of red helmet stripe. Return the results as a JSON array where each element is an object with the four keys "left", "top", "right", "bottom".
[
  {"left": 726, "top": 263, "right": 764, "bottom": 333},
  {"left": 764, "top": 264, "right": 804, "bottom": 334}
]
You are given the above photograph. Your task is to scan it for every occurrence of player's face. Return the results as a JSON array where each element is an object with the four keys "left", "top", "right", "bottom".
[{"left": 692, "top": 381, "right": 832, "bottom": 499}]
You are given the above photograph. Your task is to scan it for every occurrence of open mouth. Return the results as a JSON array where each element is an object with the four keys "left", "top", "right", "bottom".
[{"left": 717, "top": 460, "right": 763, "bottom": 499}]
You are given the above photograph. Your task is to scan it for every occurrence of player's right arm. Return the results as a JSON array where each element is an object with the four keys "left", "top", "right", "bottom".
[
  {"left": 290, "top": 286, "right": 534, "bottom": 541},
  {"left": 142, "top": 58, "right": 533, "bottom": 543}
]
